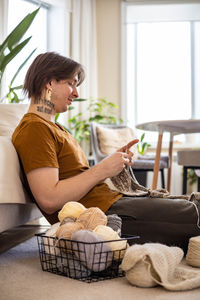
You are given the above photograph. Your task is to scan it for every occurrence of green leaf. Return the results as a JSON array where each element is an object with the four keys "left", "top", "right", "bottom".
[
  {"left": 10, "top": 48, "right": 36, "bottom": 86},
  {"left": 141, "top": 133, "right": 145, "bottom": 142},
  {"left": 10, "top": 85, "right": 23, "bottom": 90},
  {"left": 7, "top": 8, "right": 40, "bottom": 51},
  {"left": 142, "top": 142, "right": 147, "bottom": 152},
  {"left": 73, "top": 98, "right": 87, "bottom": 102},
  {"left": 55, "top": 113, "right": 60, "bottom": 122},
  {"left": 0, "top": 37, "right": 32, "bottom": 72}
]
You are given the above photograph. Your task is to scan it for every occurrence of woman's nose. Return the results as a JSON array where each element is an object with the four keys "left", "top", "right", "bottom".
[{"left": 73, "top": 87, "right": 79, "bottom": 98}]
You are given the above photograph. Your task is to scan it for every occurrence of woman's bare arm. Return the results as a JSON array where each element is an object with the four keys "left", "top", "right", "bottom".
[{"left": 27, "top": 139, "right": 138, "bottom": 214}]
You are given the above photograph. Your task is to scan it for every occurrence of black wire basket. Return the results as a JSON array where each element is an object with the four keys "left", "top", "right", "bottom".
[{"left": 36, "top": 233, "right": 139, "bottom": 283}]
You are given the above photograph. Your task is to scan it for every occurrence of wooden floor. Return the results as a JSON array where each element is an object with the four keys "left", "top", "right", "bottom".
[{"left": 0, "top": 224, "right": 49, "bottom": 254}]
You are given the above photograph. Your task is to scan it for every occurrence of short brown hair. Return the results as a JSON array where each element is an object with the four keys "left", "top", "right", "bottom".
[{"left": 23, "top": 52, "right": 85, "bottom": 99}]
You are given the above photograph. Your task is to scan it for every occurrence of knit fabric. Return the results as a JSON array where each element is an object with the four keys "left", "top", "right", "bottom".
[
  {"left": 121, "top": 243, "right": 200, "bottom": 291},
  {"left": 106, "top": 167, "right": 200, "bottom": 201}
]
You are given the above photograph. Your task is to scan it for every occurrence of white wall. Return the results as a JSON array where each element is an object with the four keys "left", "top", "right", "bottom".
[{"left": 96, "top": 0, "right": 121, "bottom": 109}]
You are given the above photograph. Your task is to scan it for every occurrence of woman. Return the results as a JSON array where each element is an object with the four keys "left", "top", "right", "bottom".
[{"left": 12, "top": 52, "right": 200, "bottom": 252}]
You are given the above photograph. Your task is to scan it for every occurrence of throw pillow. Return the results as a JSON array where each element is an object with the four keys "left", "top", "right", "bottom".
[
  {"left": 96, "top": 126, "right": 138, "bottom": 159},
  {"left": 0, "top": 103, "right": 29, "bottom": 137}
]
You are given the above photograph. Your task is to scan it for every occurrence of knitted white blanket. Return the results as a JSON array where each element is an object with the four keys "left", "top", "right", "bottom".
[{"left": 121, "top": 243, "right": 200, "bottom": 291}]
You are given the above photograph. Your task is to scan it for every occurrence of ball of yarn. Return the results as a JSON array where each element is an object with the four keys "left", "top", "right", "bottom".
[
  {"left": 58, "top": 201, "right": 86, "bottom": 222},
  {"left": 76, "top": 207, "right": 107, "bottom": 230},
  {"left": 71, "top": 230, "right": 113, "bottom": 272},
  {"left": 57, "top": 254, "right": 91, "bottom": 279},
  {"left": 107, "top": 214, "right": 122, "bottom": 236},
  {"left": 60, "top": 217, "right": 76, "bottom": 226},
  {"left": 56, "top": 222, "right": 84, "bottom": 240},
  {"left": 93, "top": 225, "right": 128, "bottom": 259},
  {"left": 56, "top": 222, "right": 84, "bottom": 251},
  {"left": 186, "top": 236, "right": 200, "bottom": 267},
  {"left": 45, "top": 222, "right": 61, "bottom": 237},
  {"left": 44, "top": 222, "right": 60, "bottom": 255}
]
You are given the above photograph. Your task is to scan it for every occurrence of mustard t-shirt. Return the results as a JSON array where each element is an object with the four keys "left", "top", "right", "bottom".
[{"left": 12, "top": 113, "right": 122, "bottom": 223}]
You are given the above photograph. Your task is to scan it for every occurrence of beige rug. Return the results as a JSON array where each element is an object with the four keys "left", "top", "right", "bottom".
[{"left": 0, "top": 236, "right": 200, "bottom": 300}]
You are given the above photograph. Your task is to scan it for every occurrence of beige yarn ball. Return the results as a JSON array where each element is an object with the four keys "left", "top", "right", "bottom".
[
  {"left": 56, "top": 222, "right": 84, "bottom": 251},
  {"left": 56, "top": 222, "right": 84, "bottom": 241},
  {"left": 93, "top": 225, "right": 127, "bottom": 259},
  {"left": 60, "top": 217, "right": 76, "bottom": 226},
  {"left": 77, "top": 207, "right": 107, "bottom": 230},
  {"left": 58, "top": 201, "right": 86, "bottom": 222}
]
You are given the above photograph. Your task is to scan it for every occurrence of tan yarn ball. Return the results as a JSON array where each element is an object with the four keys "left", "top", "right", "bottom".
[
  {"left": 56, "top": 222, "right": 84, "bottom": 240},
  {"left": 56, "top": 222, "right": 84, "bottom": 252},
  {"left": 76, "top": 207, "right": 107, "bottom": 230},
  {"left": 93, "top": 225, "right": 127, "bottom": 259},
  {"left": 58, "top": 201, "right": 86, "bottom": 222}
]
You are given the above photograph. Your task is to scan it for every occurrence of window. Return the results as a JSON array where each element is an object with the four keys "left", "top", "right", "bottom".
[
  {"left": 122, "top": 2, "right": 200, "bottom": 145},
  {"left": 5, "top": 0, "right": 48, "bottom": 101}
]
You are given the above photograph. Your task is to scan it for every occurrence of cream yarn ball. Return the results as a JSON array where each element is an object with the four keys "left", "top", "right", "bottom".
[
  {"left": 93, "top": 225, "right": 127, "bottom": 259},
  {"left": 76, "top": 207, "right": 107, "bottom": 230},
  {"left": 58, "top": 201, "right": 86, "bottom": 222},
  {"left": 44, "top": 222, "right": 61, "bottom": 255}
]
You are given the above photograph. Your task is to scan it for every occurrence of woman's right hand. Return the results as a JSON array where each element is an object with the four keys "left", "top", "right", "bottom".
[{"left": 97, "top": 151, "right": 133, "bottom": 179}]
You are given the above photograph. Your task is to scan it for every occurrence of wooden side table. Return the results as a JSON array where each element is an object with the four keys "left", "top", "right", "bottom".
[{"left": 136, "top": 120, "right": 200, "bottom": 192}]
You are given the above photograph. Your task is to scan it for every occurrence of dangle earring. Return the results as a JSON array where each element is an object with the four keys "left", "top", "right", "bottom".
[{"left": 45, "top": 88, "right": 52, "bottom": 101}]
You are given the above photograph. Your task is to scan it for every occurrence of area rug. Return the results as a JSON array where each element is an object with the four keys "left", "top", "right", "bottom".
[{"left": 0, "top": 236, "right": 200, "bottom": 300}]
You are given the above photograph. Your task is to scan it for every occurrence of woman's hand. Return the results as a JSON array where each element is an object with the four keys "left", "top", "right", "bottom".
[
  {"left": 97, "top": 139, "right": 139, "bottom": 179},
  {"left": 117, "top": 139, "right": 139, "bottom": 153}
]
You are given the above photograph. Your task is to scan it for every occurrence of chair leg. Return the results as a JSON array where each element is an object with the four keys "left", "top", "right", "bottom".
[
  {"left": 183, "top": 167, "right": 187, "bottom": 195},
  {"left": 198, "top": 176, "right": 200, "bottom": 192},
  {"left": 160, "top": 169, "right": 165, "bottom": 189}
]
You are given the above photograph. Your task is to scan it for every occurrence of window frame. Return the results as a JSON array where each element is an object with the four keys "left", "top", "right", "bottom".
[{"left": 121, "top": 1, "right": 200, "bottom": 146}]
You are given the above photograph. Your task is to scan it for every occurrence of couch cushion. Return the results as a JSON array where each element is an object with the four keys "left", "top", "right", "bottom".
[
  {"left": 0, "top": 103, "right": 29, "bottom": 137},
  {"left": 96, "top": 126, "right": 138, "bottom": 158},
  {"left": 0, "top": 136, "right": 31, "bottom": 204}
]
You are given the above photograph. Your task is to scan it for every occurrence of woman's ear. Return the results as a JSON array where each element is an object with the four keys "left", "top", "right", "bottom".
[{"left": 45, "top": 81, "right": 52, "bottom": 90}]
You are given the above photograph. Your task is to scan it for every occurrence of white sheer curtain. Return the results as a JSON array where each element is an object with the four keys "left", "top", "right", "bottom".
[
  {"left": 0, "top": 0, "right": 8, "bottom": 99},
  {"left": 70, "top": 0, "right": 97, "bottom": 155},
  {"left": 71, "top": 0, "right": 97, "bottom": 99}
]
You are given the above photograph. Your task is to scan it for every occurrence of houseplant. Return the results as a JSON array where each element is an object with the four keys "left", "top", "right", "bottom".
[
  {"left": 0, "top": 7, "right": 39, "bottom": 102},
  {"left": 68, "top": 97, "right": 123, "bottom": 144},
  {"left": 137, "top": 132, "right": 151, "bottom": 156}
]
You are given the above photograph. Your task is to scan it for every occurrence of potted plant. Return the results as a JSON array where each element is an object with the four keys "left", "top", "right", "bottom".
[
  {"left": 67, "top": 97, "right": 123, "bottom": 144},
  {"left": 64, "top": 97, "right": 122, "bottom": 160},
  {"left": 0, "top": 8, "right": 39, "bottom": 137},
  {"left": 0, "top": 7, "right": 39, "bottom": 102}
]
